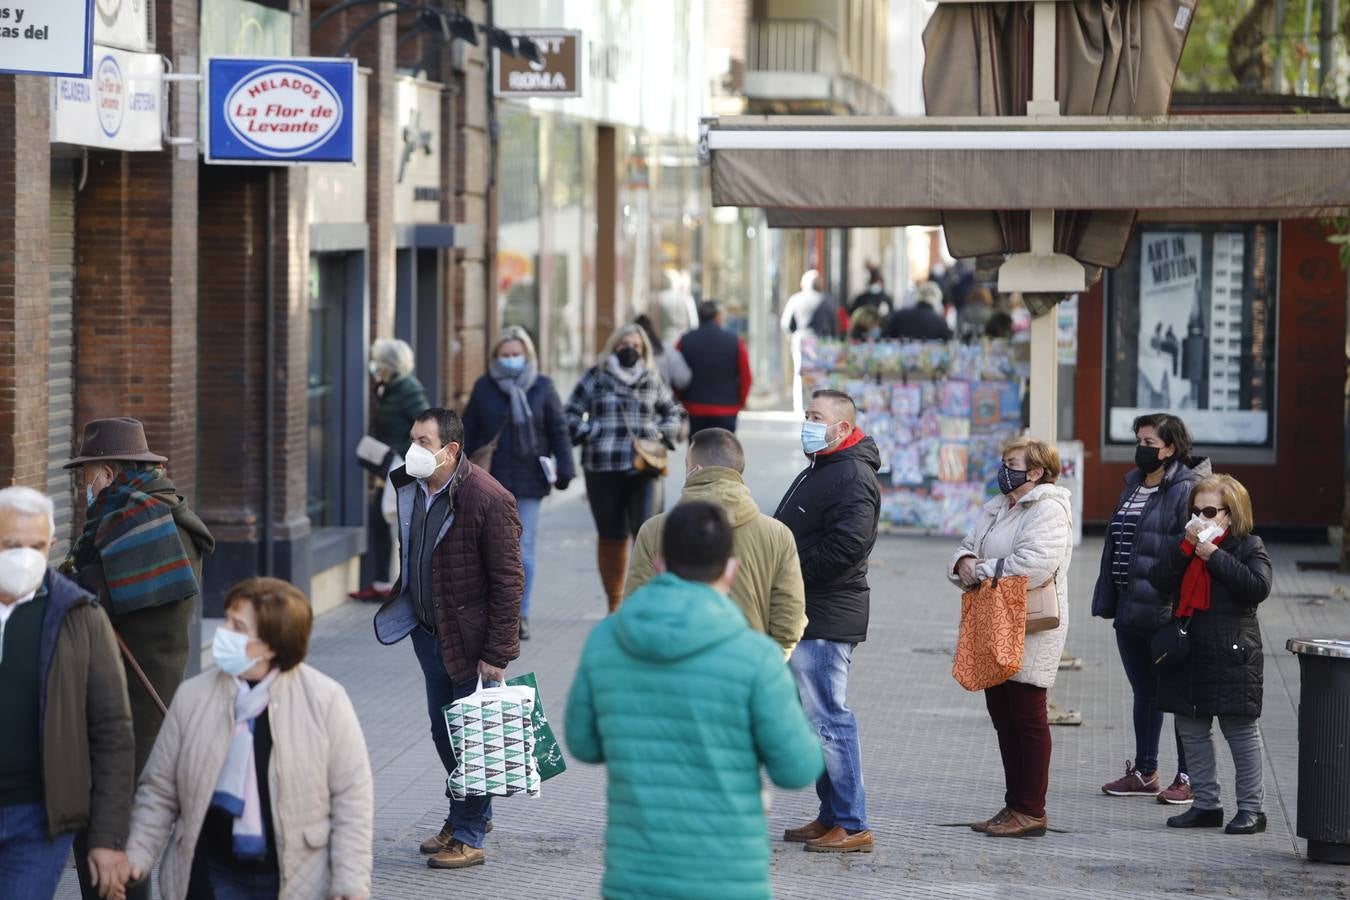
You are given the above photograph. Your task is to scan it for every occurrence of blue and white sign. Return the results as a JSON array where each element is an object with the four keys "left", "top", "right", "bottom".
[
  {"left": 206, "top": 57, "right": 357, "bottom": 165},
  {"left": 0, "top": 0, "right": 95, "bottom": 77},
  {"left": 50, "top": 45, "right": 162, "bottom": 151}
]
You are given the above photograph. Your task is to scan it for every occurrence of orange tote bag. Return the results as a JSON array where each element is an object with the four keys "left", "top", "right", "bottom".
[{"left": 952, "top": 559, "right": 1027, "bottom": 692}]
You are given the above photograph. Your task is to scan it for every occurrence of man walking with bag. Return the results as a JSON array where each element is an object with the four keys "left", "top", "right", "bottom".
[
  {"left": 373, "top": 408, "right": 524, "bottom": 871},
  {"left": 567, "top": 501, "right": 823, "bottom": 899},
  {"left": 773, "top": 390, "right": 881, "bottom": 853}
]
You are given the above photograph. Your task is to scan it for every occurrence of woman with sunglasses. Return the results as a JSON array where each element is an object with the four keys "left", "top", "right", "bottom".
[{"left": 1147, "top": 474, "right": 1272, "bottom": 834}]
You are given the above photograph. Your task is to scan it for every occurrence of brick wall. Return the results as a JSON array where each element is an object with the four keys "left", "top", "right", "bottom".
[{"left": 0, "top": 77, "right": 51, "bottom": 490}]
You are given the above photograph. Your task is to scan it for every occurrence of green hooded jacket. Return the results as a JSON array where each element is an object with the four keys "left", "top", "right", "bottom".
[{"left": 565, "top": 573, "right": 823, "bottom": 900}]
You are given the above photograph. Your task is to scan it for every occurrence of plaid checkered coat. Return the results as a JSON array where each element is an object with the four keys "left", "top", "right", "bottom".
[{"left": 565, "top": 365, "right": 686, "bottom": 473}]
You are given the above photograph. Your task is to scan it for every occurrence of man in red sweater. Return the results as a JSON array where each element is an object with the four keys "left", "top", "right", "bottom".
[{"left": 676, "top": 300, "right": 753, "bottom": 435}]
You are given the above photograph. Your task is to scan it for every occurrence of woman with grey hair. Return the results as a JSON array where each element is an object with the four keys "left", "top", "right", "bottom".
[
  {"left": 351, "top": 339, "right": 430, "bottom": 602},
  {"left": 461, "top": 326, "right": 575, "bottom": 640},
  {"left": 565, "top": 324, "right": 685, "bottom": 614}
]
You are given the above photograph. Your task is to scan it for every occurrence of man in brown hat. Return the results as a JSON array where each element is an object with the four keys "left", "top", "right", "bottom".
[{"left": 63, "top": 417, "right": 215, "bottom": 900}]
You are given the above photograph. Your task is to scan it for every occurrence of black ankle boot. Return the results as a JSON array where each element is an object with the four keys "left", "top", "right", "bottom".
[
  {"left": 518, "top": 617, "right": 530, "bottom": 641},
  {"left": 1225, "top": 811, "right": 1267, "bottom": 835},
  {"left": 1167, "top": 806, "right": 1224, "bottom": 828}
]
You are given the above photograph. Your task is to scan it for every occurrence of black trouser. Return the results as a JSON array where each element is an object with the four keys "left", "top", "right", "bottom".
[
  {"left": 78, "top": 599, "right": 191, "bottom": 900},
  {"left": 584, "top": 471, "right": 658, "bottom": 540},
  {"left": 689, "top": 414, "right": 739, "bottom": 435},
  {"left": 368, "top": 489, "right": 391, "bottom": 584}
]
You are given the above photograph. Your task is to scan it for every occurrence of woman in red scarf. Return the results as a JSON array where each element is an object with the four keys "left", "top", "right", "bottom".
[{"left": 1147, "top": 474, "right": 1272, "bottom": 835}]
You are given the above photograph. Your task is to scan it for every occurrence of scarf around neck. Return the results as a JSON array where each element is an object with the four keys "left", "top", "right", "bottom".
[
  {"left": 1176, "top": 531, "right": 1228, "bottom": 618},
  {"left": 606, "top": 354, "right": 647, "bottom": 387},
  {"left": 489, "top": 359, "right": 539, "bottom": 459},
  {"left": 211, "top": 668, "right": 280, "bottom": 860},
  {"left": 75, "top": 465, "right": 197, "bottom": 615}
]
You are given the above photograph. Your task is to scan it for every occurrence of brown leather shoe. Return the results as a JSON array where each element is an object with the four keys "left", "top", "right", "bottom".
[
  {"left": 805, "top": 826, "right": 874, "bottom": 853},
  {"left": 420, "top": 821, "right": 492, "bottom": 853},
  {"left": 419, "top": 823, "right": 453, "bottom": 854},
  {"left": 427, "top": 840, "right": 486, "bottom": 869},
  {"left": 970, "top": 807, "right": 1012, "bottom": 834},
  {"left": 984, "top": 809, "right": 1047, "bottom": 838},
  {"left": 783, "top": 819, "right": 832, "bottom": 843}
]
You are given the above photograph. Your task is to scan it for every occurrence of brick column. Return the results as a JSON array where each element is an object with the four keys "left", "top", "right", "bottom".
[
  {"left": 0, "top": 77, "right": 51, "bottom": 489},
  {"left": 73, "top": 0, "right": 199, "bottom": 500}
]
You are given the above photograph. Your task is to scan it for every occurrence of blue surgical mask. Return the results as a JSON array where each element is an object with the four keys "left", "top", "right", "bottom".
[
  {"left": 801, "top": 421, "right": 832, "bottom": 455},
  {"left": 86, "top": 484, "right": 96, "bottom": 509},
  {"left": 498, "top": 355, "right": 526, "bottom": 373},
  {"left": 212, "top": 627, "right": 260, "bottom": 676}
]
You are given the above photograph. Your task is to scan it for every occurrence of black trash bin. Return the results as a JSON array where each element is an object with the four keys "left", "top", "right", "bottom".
[{"left": 1287, "top": 638, "right": 1350, "bottom": 864}]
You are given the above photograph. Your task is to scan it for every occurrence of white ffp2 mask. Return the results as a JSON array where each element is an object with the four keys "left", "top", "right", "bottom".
[{"left": 0, "top": 547, "right": 48, "bottom": 599}]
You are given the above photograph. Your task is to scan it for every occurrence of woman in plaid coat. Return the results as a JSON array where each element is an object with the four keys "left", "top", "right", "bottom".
[{"left": 566, "top": 325, "right": 686, "bottom": 613}]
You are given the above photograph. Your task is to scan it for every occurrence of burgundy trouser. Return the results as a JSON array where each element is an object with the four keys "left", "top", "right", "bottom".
[{"left": 984, "top": 680, "right": 1051, "bottom": 819}]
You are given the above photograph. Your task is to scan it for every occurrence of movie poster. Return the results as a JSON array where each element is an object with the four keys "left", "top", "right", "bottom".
[{"left": 1136, "top": 231, "right": 1204, "bottom": 411}]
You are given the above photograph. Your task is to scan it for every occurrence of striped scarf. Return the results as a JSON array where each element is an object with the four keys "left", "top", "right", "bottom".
[{"left": 75, "top": 465, "right": 197, "bottom": 616}]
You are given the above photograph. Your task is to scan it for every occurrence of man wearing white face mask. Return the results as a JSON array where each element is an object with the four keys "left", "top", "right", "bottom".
[
  {"left": 0, "top": 486, "right": 135, "bottom": 899},
  {"left": 374, "top": 408, "right": 524, "bottom": 871},
  {"left": 773, "top": 390, "right": 881, "bottom": 854}
]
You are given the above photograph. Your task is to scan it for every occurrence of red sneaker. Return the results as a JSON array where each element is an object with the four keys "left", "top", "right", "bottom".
[
  {"left": 1101, "top": 760, "right": 1161, "bottom": 796},
  {"left": 1157, "top": 773, "right": 1195, "bottom": 805}
]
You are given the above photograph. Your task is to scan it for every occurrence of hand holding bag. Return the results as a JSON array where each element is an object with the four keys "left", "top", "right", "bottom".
[{"left": 952, "top": 559, "right": 1027, "bottom": 692}]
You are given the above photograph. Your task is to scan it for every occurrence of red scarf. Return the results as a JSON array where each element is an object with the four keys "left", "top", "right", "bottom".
[
  {"left": 818, "top": 428, "right": 866, "bottom": 457},
  {"left": 1176, "top": 531, "right": 1228, "bottom": 618}
]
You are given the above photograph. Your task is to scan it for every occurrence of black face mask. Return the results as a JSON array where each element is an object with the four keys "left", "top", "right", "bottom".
[
  {"left": 615, "top": 346, "right": 640, "bottom": 368},
  {"left": 997, "top": 464, "right": 1029, "bottom": 495},
  {"left": 1134, "top": 445, "right": 1165, "bottom": 474}
]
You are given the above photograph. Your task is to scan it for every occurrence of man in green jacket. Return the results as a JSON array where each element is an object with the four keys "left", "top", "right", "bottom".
[
  {"left": 625, "top": 427, "right": 807, "bottom": 657},
  {"left": 566, "top": 501, "right": 823, "bottom": 900}
]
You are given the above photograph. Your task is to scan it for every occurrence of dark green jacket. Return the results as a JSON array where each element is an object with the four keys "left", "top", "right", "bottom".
[
  {"left": 566, "top": 574, "right": 823, "bottom": 900},
  {"left": 372, "top": 375, "right": 430, "bottom": 460}
]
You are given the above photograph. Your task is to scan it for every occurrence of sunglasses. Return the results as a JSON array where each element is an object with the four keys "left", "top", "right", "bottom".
[{"left": 1190, "top": 506, "right": 1229, "bottom": 519}]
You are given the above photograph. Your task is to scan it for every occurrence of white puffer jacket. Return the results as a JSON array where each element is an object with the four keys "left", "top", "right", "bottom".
[{"left": 948, "top": 484, "right": 1074, "bottom": 689}]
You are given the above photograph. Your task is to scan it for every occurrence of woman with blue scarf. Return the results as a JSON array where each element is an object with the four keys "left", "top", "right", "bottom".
[
  {"left": 122, "top": 578, "right": 373, "bottom": 900},
  {"left": 462, "top": 326, "right": 576, "bottom": 641}
]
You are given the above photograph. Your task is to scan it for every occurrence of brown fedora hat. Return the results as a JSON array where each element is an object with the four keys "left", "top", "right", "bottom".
[{"left": 63, "top": 417, "right": 168, "bottom": 469}]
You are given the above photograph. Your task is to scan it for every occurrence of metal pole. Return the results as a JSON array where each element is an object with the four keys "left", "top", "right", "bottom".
[
  {"left": 263, "top": 169, "right": 276, "bottom": 577},
  {"left": 1319, "top": 0, "right": 1336, "bottom": 95}
]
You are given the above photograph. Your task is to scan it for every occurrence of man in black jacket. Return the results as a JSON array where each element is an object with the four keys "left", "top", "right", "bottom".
[
  {"left": 676, "top": 300, "right": 753, "bottom": 435},
  {"left": 773, "top": 390, "right": 881, "bottom": 854}
]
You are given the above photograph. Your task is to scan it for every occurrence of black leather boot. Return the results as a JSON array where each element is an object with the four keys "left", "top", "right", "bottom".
[
  {"left": 1225, "top": 811, "right": 1267, "bottom": 834},
  {"left": 1167, "top": 806, "right": 1225, "bottom": 828}
]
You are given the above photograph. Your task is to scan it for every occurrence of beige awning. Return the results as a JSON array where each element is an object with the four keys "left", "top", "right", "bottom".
[{"left": 706, "top": 115, "right": 1350, "bottom": 264}]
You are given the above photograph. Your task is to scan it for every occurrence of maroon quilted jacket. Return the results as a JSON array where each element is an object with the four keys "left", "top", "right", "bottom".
[{"left": 381, "top": 461, "right": 524, "bottom": 684}]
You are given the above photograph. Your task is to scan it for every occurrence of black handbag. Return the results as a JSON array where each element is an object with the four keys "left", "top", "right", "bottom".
[{"left": 1151, "top": 616, "right": 1193, "bottom": 674}]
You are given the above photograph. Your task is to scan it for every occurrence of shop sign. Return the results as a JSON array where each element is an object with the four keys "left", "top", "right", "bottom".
[
  {"left": 93, "top": 0, "right": 149, "bottom": 53},
  {"left": 206, "top": 57, "right": 357, "bottom": 165},
  {"left": 0, "top": 0, "right": 95, "bottom": 77},
  {"left": 308, "top": 70, "right": 368, "bottom": 226},
  {"left": 50, "top": 45, "right": 162, "bottom": 151},
  {"left": 494, "top": 30, "right": 581, "bottom": 98},
  {"left": 393, "top": 77, "right": 443, "bottom": 223}
]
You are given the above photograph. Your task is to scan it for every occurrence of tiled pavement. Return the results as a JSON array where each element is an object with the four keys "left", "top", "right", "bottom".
[{"left": 60, "top": 415, "right": 1350, "bottom": 898}]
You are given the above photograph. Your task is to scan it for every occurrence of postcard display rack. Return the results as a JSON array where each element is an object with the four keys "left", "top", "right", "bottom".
[{"left": 798, "top": 338, "right": 1029, "bottom": 537}]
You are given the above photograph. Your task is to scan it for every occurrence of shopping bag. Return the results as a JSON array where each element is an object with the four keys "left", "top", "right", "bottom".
[
  {"left": 952, "top": 559, "right": 1027, "bottom": 692},
  {"left": 505, "top": 672, "right": 568, "bottom": 782},
  {"left": 443, "top": 679, "right": 539, "bottom": 799}
]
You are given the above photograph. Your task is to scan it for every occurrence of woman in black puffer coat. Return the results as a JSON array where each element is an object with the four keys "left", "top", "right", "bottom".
[{"left": 1148, "top": 474, "right": 1272, "bottom": 835}]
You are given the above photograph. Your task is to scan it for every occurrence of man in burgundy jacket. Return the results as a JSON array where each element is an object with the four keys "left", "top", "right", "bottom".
[
  {"left": 677, "top": 300, "right": 753, "bottom": 435},
  {"left": 374, "top": 407, "right": 523, "bottom": 872}
]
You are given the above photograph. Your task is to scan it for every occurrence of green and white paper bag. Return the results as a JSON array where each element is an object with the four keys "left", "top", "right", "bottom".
[
  {"left": 506, "top": 672, "right": 567, "bottom": 782},
  {"left": 444, "top": 680, "right": 539, "bottom": 799}
]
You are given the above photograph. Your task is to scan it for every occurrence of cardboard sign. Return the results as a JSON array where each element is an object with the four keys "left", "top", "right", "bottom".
[
  {"left": 0, "top": 0, "right": 95, "bottom": 77},
  {"left": 206, "top": 57, "right": 357, "bottom": 165}
]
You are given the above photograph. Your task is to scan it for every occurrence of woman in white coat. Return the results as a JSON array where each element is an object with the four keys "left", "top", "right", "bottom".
[
  {"left": 949, "top": 437, "right": 1073, "bottom": 838},
  {"left": 122, "top": 578, "right": 373, "bottom": 900}
]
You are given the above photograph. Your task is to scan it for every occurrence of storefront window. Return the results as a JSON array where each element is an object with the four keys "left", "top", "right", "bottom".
[
  {"left": 498, "top": 106, "right": 541, "bottom": 342},
  {"left": 1104, "top": 223, "right": 1277, "bottom": 447}
]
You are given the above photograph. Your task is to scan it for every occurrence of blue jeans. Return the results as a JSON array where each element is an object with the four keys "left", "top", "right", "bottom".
[
  {"left": 189, "top": 856, "right": 280, "bottom": 900},
  {"left": 789, "top": 640, "right": 868, "bottom": 831},
  {"left": 0, "top": 803, "right": 75, "bottom": 900},
  {"left": 1116, "top": 627, "right": 1187, "bottom": 777},
  {"left": 517, "top": 497, "right": 542, "bottom": 619},
  {"left": 411, "top": 626, "right": 493, "bottom": 848}
]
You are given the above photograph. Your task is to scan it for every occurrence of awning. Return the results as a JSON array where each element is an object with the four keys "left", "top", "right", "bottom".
[{"left": 705, "top": 115, "right": 1350, "bottom": 263}]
